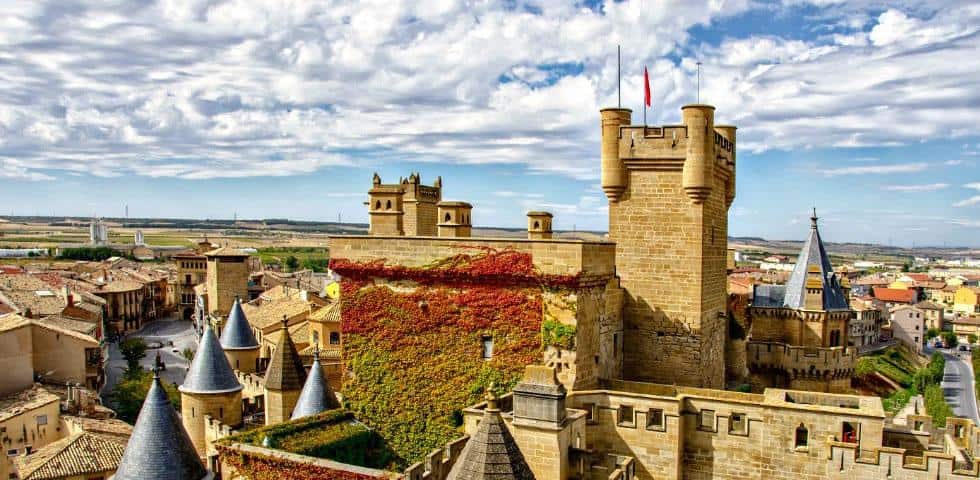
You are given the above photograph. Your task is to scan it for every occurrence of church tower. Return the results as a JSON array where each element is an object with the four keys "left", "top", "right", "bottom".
[
  {"left": 220, "top": 297, "right": 260, "bottom": 373},
  {"left": 264, "top": 318, "right": 307, "bottom": 425},
  {"left": 601, "top": 104, "right": 736, "bottom": 389},
  {"left": 178, "top": 323, "right": 243, "bottom": 458}
]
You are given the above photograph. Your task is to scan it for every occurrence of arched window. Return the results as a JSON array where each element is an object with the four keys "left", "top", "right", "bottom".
[
  {"left": 795, "top": 424, "right": 808, "bottom": 448},
  {"left": 386, "top": 200, "right": 392, "bottom": 210},
  {"left": 375, "top": 200, "right": 381, "bottom": 209},
  {"left": 445, "top": 212, "right": 452, "bottom": 222},
  {"left": 533, "top": 221, "right": 540, "bottom": 229}
]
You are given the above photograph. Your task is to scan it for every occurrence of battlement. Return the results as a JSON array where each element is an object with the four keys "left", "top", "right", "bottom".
[
  {"left": 369, "top": 173, "right": 443, "bottom": 236},
  {"left": 403, "top": 436, "right": 469, "bottom": 480},
  {"left": 234, "top": 370, "right": 265, "bottom": 399},
  {"left": 747, "top": 341, "right": 856, "bottom": 381}
]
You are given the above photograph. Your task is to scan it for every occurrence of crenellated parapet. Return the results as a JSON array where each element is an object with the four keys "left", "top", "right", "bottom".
[
  {"left": 600, "top": 105, "right": 736, "bottom": 205},
  {"left": 402, "top": 436, "right": 469, "bottom": 480},
  {"left": 747, "top": 341, "right": 856, "bottom": 386}
]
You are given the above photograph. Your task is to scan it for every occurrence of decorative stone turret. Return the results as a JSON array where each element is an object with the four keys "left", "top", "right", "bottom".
[
  {"left": 437, "top": 201, "right": 472, "bottom": 238},
  {"left": 264, "top": 316, "right": 307, "bottom": 425},
  {"left": 290, "top": 346, "right": 341, "bottom": 420},
  {"left": 368, "top": 173, "right": 405, "bottom": 236},
  {"left": 446, "top": 388, "right": 535, "bottom": 480},
  {"left": 220, "top": 297, "right": 260, "bottom": 373},
  {"left": 526, "top": 211, "right": 553, "bottom": 240},
  {"left": 179, "top": 323, "right": 243, "bottom": 458},
  {"left": 681, "top": 104, "right": 715, "bottom": 204},
  {"left": 600, "top": 108, "right": 632, "bottom": 202},
  {"left": 114, "top": 364, "right": 209, "bottom": 480}
]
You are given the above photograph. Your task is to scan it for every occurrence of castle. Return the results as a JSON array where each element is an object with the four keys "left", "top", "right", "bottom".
[{"left": 108, "top": 103, "right": 980, "bottom": 480}]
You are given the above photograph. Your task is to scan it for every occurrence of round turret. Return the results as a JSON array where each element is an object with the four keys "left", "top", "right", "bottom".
[
  {"left": 681, "top": 104, "right": 715, "bottom": 204},
  {"left": 600, "top": 108, "right": 632, "bottom": 202}
]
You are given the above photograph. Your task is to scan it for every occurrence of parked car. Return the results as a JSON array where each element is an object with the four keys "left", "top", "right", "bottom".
[
  {"left": 959, "top": 345, "right": 971, "bottom": 352},
  {"left": 146, "top": 341, "right": 164, "bottom": 349}
]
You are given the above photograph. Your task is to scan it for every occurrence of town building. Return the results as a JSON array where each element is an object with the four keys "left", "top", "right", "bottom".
[
  {"left": 953, "top": 286, "right": 980, "bottom": 315},
  {"left": 889, "top": 305, "right": 926, "bottom": 352},
  {"left": 850, "top": 298, "right": 885, "bottom": 349},
  {"left": 915, "top": 301, "right": 945, "bottom": 331},
  {"left": 950, "top": 314, "right": 980, "bottom": 344},
  {"left": 873, "top": 286, "right": 918, "bottom": 309},
  {"left": 0, "top": 314, "right": 102, "bottom": 395}
]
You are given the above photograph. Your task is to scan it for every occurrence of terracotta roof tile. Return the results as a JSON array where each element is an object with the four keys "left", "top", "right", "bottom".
[
  {"left": 873, "top": 287, "right": 916, "bottom": 304},
  {"left": 15, "top": 432, "right": 126, "bottom": 480}
]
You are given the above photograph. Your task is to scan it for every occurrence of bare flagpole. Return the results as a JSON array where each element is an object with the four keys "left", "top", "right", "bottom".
[
  {"left": 617, "top": 45, "right": 621, "bottom": 108},
  {"left": 696, "top": 61, "right": 702, "bottom": 103}
]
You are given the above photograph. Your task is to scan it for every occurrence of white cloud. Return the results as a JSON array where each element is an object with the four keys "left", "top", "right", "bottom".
[
  {"left": 0, "top": 0, "right": 978, "bottom": 184},
  {"left": 881, "top": 183, "right": 949, "bottom": 192},
  {"left": 819, "top": 163, "right": 928, "bottom": 177}
]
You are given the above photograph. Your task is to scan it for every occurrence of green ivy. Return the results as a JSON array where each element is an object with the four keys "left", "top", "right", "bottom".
[{"left": 542, "top": 319, "right": 576, "bottom": 349}]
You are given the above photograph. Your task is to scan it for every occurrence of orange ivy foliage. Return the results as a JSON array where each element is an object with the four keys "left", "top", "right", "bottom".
[
  {"left": 330, "top": 248, "right": 557, "bottom": 465},
  {"left": 218, "top": 448, "right": 384, "bottom": 480}
]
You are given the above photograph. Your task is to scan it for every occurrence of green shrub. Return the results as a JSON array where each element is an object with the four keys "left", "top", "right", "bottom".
[{"left": 923, "top": 383, "right": 953, "bottom": 427}]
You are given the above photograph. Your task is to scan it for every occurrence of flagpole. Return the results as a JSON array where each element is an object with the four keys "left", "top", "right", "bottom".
[{"left": 617, "top": 45, "right": 621, "bottom": 108}]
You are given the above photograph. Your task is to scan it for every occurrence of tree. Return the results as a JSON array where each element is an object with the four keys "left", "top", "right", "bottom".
[
  {"left": 970, "top": 334, "right": 978, "bottom": 345},
  {"left": 926, "top": 328, "right": 940, "bottom": 340},
  {"left": 943, "top": 331, "right": 959, "bottom": 348},
  {"left": 182, "top": 347, "right": 195, "bottom": 362},
  {"left": 284, "top": 255, "right": 300, "bottom": 272},
  {"left": 902, "top": 262, "right": 911, "bottom": 272},
  {"left": 109, "top": 369, "right": 180, "bottom": 423},
  {"left": 119, "top": 338, "right": 148, "bottom": 372}
]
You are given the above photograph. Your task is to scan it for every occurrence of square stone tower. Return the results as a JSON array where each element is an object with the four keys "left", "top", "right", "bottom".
[
  {"left": 601, "top": 105, "right": 736, "bottom": 389},
  {"left": 401, "top": 173, "right": 442, "bottom": 236},
  {"left": 205, "top": 247, "right": 251, "bottom": 319}
]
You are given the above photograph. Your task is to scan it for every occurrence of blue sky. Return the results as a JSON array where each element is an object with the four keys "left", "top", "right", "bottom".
[{"left": 0, "top": 0, "right": 979, "bottom": 246}]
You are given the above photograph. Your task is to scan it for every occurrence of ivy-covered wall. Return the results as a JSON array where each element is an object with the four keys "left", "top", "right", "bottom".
[{"left": 331, "top": 248, "right": 581, "bottom": 466}]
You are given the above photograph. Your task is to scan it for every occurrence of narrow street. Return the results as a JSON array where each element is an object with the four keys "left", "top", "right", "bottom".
[
  {"left": 101, "top": 315, "right": 199, "bottom": 398},
  {"left": 940, "top": 350, "right": 980, "bottom": 426}
]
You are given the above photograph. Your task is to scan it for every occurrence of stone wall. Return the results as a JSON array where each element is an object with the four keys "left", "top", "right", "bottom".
[{"left": 265, "top": 388, "right": 301, "bottom": 426}]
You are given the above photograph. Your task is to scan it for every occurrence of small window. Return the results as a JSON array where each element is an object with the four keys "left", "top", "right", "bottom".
[
  {"left": 481, "top": 335, "right": 493, "bottom": 360},
  {"left": 646, "top": 408, "right": 664, "bottom": 430},
  {"left": 329, "top": 332, "right": 341, "bottom": 345},
  {"left": 699, "top": 410, "right": 715, "bottom": 431},
  {"left": 730, "top": 412, "right": 747, "bottom": 434},
  {"left": 191, "top": 407, "right": 195, "bottom": 418},
  {"left": 913, "top": 420, "right": 924, "bottom": 431},
  {"left": 7, "top": 449, "right": 17, "bottom": 457},
  {"left": 955, "top": 424, "right": 966, "bottom": 438},
  {"left": 386, "top": 200, "right": 392, "bottom": 210},
  {"left": 375, "top": 200, "right": 381, "bottom": 209},
  {"left": 795, "top": 424, "right": 809, "bottom": 449},
  {"left": 533, "top": 221, "right": 540, "bottom": 229},
  {"left": 583, "top": 403, "right": 596, "bottom": 423},
  {"left": 36, "top": 415, "right": 47, "bottom": 426},
  {"left": 24, "top": 445, "right": 32, "bottom": 455},
  {"left": 618, "top": 405, "right": 634, "bottom": 426},
  {"left": 445, "top": 212, "right": 452, "bottom": 222},
  {"left": 219, "top": 407, "right": 224, "bottom": 419},
  {"left": 842, "top": 421, "right": 859, "bottom": 443}
]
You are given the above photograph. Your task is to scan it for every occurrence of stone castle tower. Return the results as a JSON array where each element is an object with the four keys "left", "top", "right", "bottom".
[
  {"left": 264, "top": 318, "right": 308, "bottom": 425},
  {"left": 747, "top": 211, "right": 856, "bottom": 393},
  {"left": 178, "top": 323, "right": 244, "bottom": 457},
  {"left": 368, "top": 172, "right": 442, "bottom": 236},
  {"left": 205, "top": 247, "right": 250, "bottom": 320},
  {"left": 220, "top": 298, "right": 261, "bottom": 373},
  {"left": 601, "top": 104, "right": 736, "bottom": 389}
]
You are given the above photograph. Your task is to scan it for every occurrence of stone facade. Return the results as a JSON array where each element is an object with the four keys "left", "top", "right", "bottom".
[
  {"left": 369, "top": 172, "right": 442, "bottom": 237},
  {"left": 601, "top": 106, "right": 735, "bottom": 389},
  {"left": 264, "top": 389, "right": 301, "bottom": 426}
]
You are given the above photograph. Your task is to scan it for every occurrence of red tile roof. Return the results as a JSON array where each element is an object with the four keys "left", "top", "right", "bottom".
[
  {"left": 905, "top": 273, "right": 931, "bottom": 282},
  {"left": 873, "top": 287, "right": 916, "bottom": 304}
]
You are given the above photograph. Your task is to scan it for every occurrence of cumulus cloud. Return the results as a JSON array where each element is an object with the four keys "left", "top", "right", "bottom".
[{"left": 0, "top": 0, "right": 978, "bottom": 182}]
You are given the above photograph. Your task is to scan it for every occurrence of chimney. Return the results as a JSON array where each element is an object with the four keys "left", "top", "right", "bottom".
[
  {"left": 512, "top": 365, "right": 566, "bottom": 428},
  {"left": 63, "top": 285, "right": 74, "bottom": 307},
  {"left": 526, "top": 211, "right": 554, "bottom": 240}
]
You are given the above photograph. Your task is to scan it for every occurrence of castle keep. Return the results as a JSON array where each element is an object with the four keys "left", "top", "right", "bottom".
[{"left": 601, "top": 105, "right": 735, "bottom": 388}]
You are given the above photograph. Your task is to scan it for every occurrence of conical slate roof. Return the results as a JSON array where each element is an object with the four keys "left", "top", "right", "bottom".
[
  {"left": 446, "top": 394, "right": 534, "bottom": 480},
  {"left": 264, "top": 319, "right": 306, "bottom": 391},
  {"left": 782, "top": 210, "right": 849, "bottom": 311},
  {"left": 291, "top": 352, "right": 341, "bottom": 420},
  {"left": 179, "top": 323, "right": 243, "bottom": 394},
  {"left": 112, "top": 374, "right": 207, "bottom": 480},
  {"left": 220, "top": 298, "right": 259, "bottom": 350}
]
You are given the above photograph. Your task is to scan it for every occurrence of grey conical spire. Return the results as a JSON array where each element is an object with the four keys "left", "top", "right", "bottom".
[
  {"left": 291, "top": 348, "right": 340, "bottom": 420},
  {"left": 220, "top": 298, "right": 259, "bottom": 350},
  {"left": 112, "top": 372, "right": 207, "bottom": 480},
  {"left": 180, "top": 323, "right": 243, "bottom": 394},
  {"left": 781, "top": 209, "right": 849, "bottom": 311},
  {"left": 446, "top": 390, "right": 534, "bottom": 480}
]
